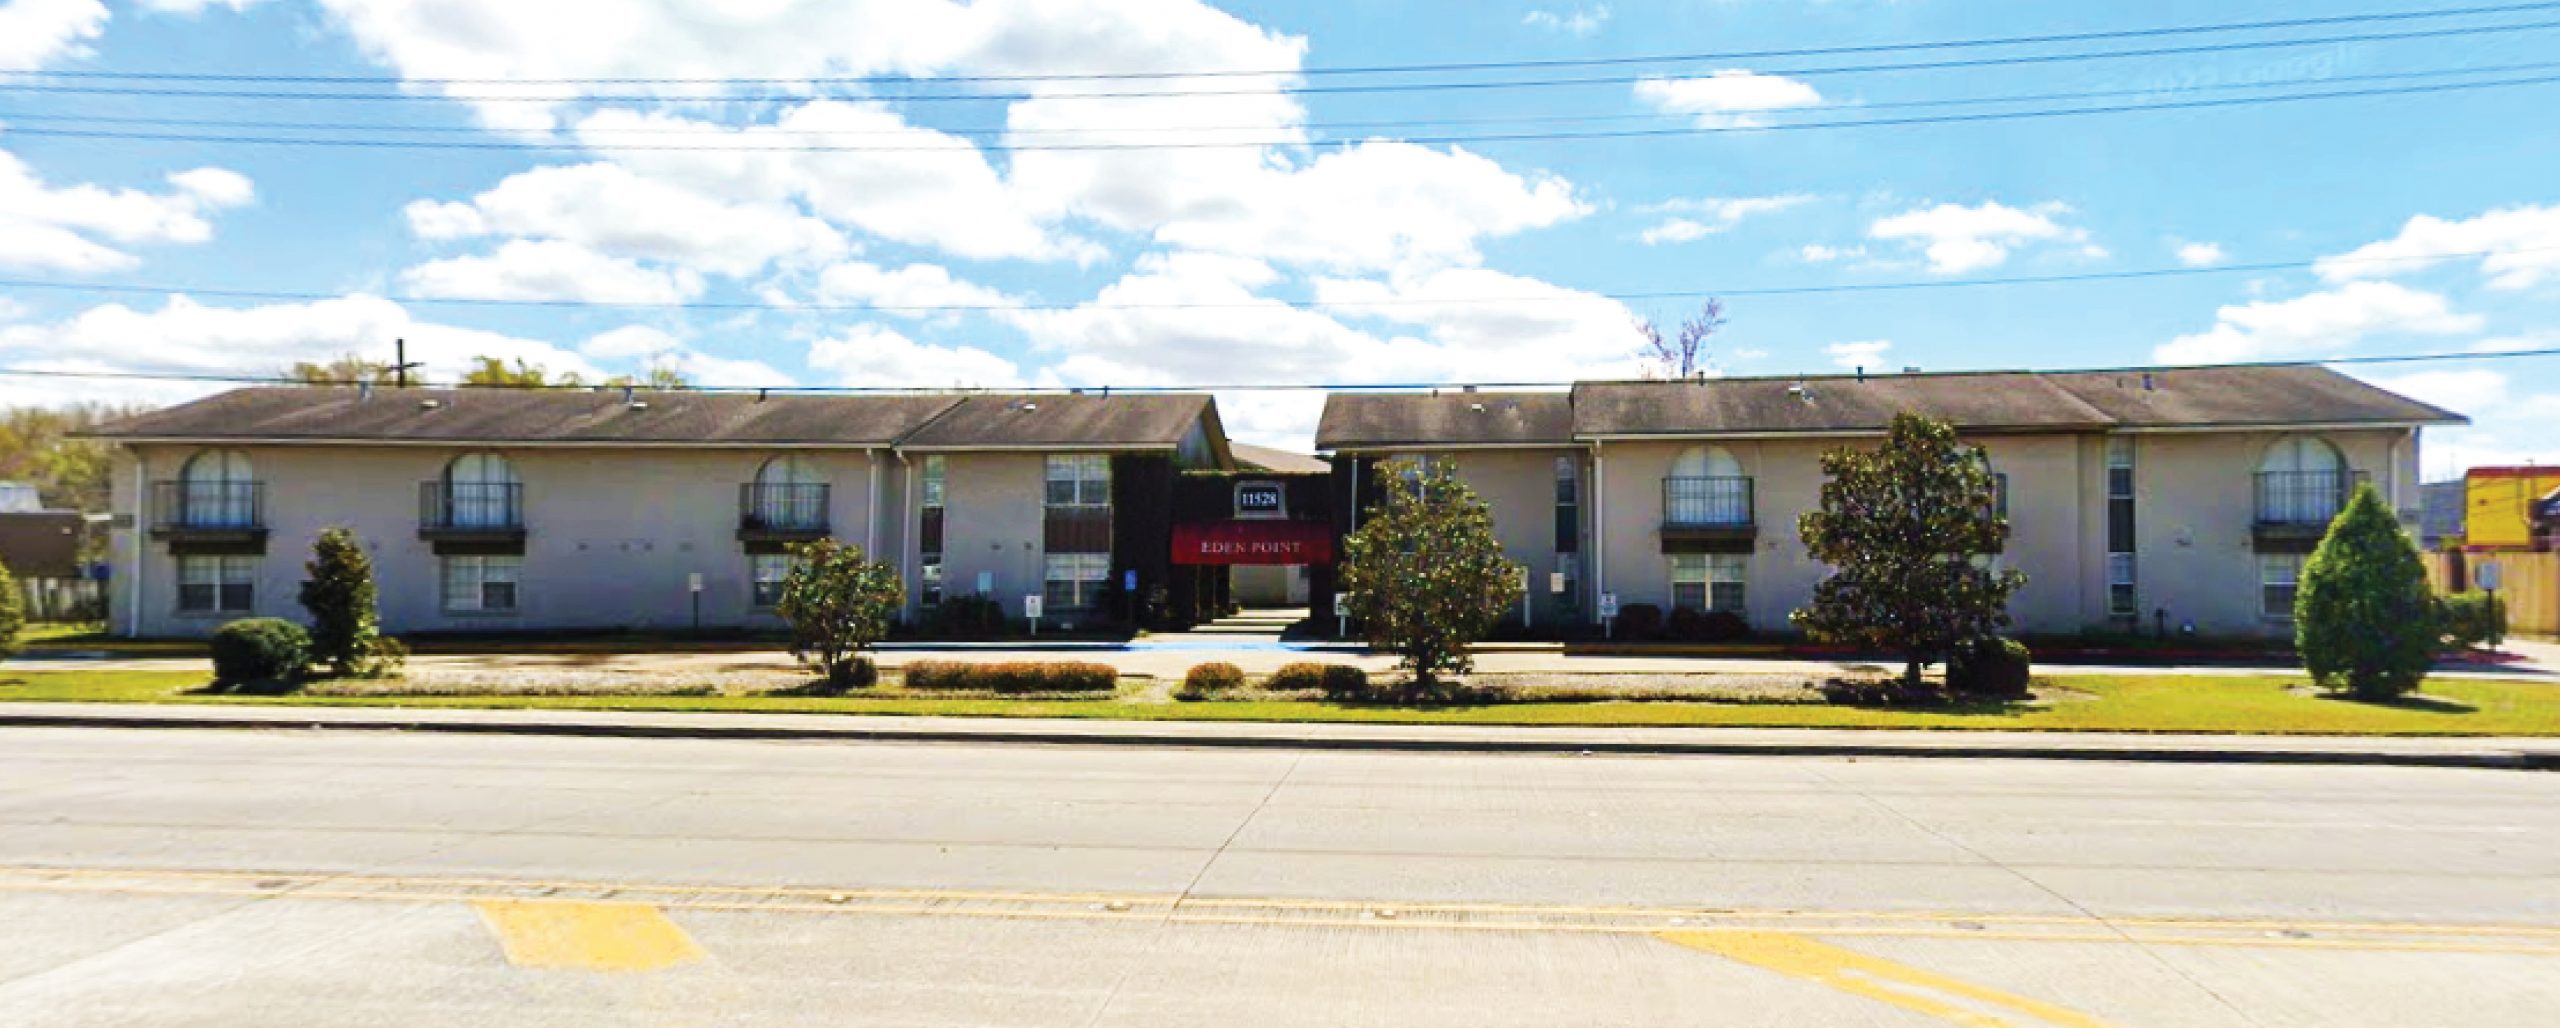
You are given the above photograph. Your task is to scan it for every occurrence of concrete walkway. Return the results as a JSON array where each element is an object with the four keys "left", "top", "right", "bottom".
[{"left": 6, "top": 700, "right": 2557, "bottom": 768}]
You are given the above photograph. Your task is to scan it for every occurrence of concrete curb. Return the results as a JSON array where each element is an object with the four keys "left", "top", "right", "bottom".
[{"left": 2, "top": 709, "right": 2552, "bottom": 770}]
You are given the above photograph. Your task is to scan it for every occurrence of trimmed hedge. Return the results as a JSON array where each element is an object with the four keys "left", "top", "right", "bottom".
[
  {"left": 1666, "top": 607, "right": 1752, "bottom": 643},
  {"left": 1945, "top": 636, "right": 2032, "bottom": 699},
  {"left": 2438, "top": 591, "right": 2507, "bottom": 652},
  {"left": 1176, "top": 661, "right": 1247, "bottom": 700},
  {"left": 211, "top": 618, "right": 310, "bottom": 690},
  {"left": 1615, "top": 603, "right": 1664, "bottom": 640},
  {"left": 902, "top": 660, "right": 1118, "bottom": 693},
  {"left": 1267, "top": 661, "right": 1371, "bottom": 701},
  {"left": 925, "top": 594, "right": 1007, "bottom": 637}
]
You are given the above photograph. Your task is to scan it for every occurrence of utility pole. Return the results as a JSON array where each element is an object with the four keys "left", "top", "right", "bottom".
[{"left": 390, "top": 338, "right": 424, "bottom": 388}]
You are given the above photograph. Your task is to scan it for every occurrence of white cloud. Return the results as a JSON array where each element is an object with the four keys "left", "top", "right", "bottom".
[
  {"left": 2175, "top": 241, "right": 2227, "bottom": 268},
  {"left": 1868, "top": 201, "right": 2093, "bottom": 274},
  {"left": 0, "top": 0, "right": 106, "bottom": 69},
  {"left": 2364, "top": 369, "right": 2507, "bottom": 415},
  {"left": 1824, "top": 340, "right": 1892, "bottom": 370},
  {"left": 0, "top": 294, "right": 605, "bottom": 405},
  {"left": 807, "top": 324, "right": 1023, "bottom": 389},
  {"left": 1145, "top": 141, "right": 1587, "bottom": 273},
  {"left": 399, "top": 239, "right": 705, "bottom": 304},
  {"left": 138, "top": 0, "right": 264, "bottom": 12},
  {"left": 2154, "top": 281, "right": 2481, "bottom": 365},
  {"left": 1634, "top": 71, "right": 1822, "bottom": 128},
  {"left": 1638, "top": 194, "right": 1812, "bottom": 244},
  {"left": 574, "top": 324, "right": 792, "bottom": 387},
  {"left": 403, "top": 161, "right": 847, "bottom": 276},
  {"left": 2315, "top": 205, "right": 2560, "bottom": 290},
  {"left": 1523, "top": 4, "right": 1608, "bottom": 36},
  {"left": 813, "top": 261, "right": 1021, "bottom": 317},
  {"left": 1799, "top": 243, "right": 1867, "bottom": 263},
  {"left": 580, "top": 324, "right": 684, "bottom": 361},
  {"left": 0, "top": 150, "right": 257, "bottom": 271}
]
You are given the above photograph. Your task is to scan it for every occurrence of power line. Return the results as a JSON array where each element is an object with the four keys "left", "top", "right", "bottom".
[
  {"left": 1, "top": 246, "right": 2548, "bottom": 314},
  {"left": 10, "top": 72, "right": 2558, "bottom": 153},
  {"left": 9, "top": 59, "right": 2552, "bottom": 140},
  {"left": 5, "top": 1, "right": 2551, "bottom": 84},
  {"left": 6, "top": 19, "right": 2557, "bottom": 104},
  {"left": 10, "top": 347, "right": 2557, "bottom": 396}
]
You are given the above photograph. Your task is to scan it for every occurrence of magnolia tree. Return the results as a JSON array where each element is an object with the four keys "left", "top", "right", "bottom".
[
  {"left": 1338, "top": 458, "right": 1524, "bottom": 692},
  {"left": 1792, "top": 413, "right": 2024, "bottom": 690},
  {"left": 297, "top": 527, "right": 403, "bottom": 677},
  {"left": 775, "top": 538, "right": 904, "bottom": 690},
  {"left": 2296, "top": 484, "right": 2437, "bottom": 699}
]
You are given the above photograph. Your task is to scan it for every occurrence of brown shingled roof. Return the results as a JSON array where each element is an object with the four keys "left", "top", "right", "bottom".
[
  {"left": 2042, "top": 365, "right": 2466, "bottom": 428},
  {"left": 1316, "top": 392, "right": 1573, "bottom": 451},
  {"left": 1573, "top": 372, "right": 2114, "bottom": 437},
  {"left": 1230, "top": 442, "right": 1329, "bottom": 474},
  {"left": 895, "top": 393, "right": 1217, "bottom": 451},
  {"left": 88, "top": 387, "right": 965, "bottom": 447}
]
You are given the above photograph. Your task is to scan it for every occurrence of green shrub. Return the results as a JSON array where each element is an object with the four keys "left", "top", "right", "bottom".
[
  {"left": 2297, "top": 485, "right": 2438, "bottom": 699},
  {"left": 902, "top": 660, "right": 1117, "bottom": 693},
  {"left": 2437, "top": 591, "right": 2508, "bottom": 652},
  {"left": 1175, "top": 661, "right": 1246, "bottom": 700},
  {"left": 1666, "top": 607, "right": 1752, "bottom": 643},
  {"left": 1945, "top": 636, "right": 2032, "bottom": 699},
  {"left": 297, "top": 527, "right": 402, "bottom": 678},
  {"left": 210, "top": 618, "right": 310, "bottom": 691},
  {"left": 1615, "top": 603, "right": 1663, "bottom": 640},
  {"left": 0, "top": 557, "right": 22, "bottom": 659},
  {"left": 775, "top": 539, "right": 902, "bottom": 689},
  {"left": 1266, "top": 662, "right": 1370, "bottom": 700},
  {"left": 927, "top": 594, "right": 1007, "bottom": 637}
]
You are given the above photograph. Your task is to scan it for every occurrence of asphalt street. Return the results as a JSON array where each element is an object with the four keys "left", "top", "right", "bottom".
[{"left": 3, "top": 727, "right": 2559, "bottom": 1025}]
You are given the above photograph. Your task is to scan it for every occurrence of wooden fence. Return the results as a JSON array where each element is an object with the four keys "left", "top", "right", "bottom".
[{"left": 2427, "top": 550, "right": 2560, "bottom": 638}]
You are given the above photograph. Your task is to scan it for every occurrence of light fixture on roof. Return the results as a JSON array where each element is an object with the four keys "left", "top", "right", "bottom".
[{"left": 418, "top": 398, "right": 442, "bottom": 410}]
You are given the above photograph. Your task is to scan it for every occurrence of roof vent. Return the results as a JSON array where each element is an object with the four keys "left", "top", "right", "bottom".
[
  {"left": 620, "top": 385, "right": 637, "bottom": 406},
  {"left": 1854, "top": 366, "right": 1864, "bottom": 382},
  {"left": 418, "top": 398, "right": 442, "bottom": 411},
  {"left": 1461, "top": 384, "right": 1479, "bottom": 393},
  {"left": 629, "top": 399, "right": 650, "bottom": 411},
  {"left": 357, "top": 382, "right": 373, "bottom": 402},
  {"left": 1469, "top": 402, "right": 1486, "bottom": 413},
  {"left": 1903, "top": 366, "right": 1920, "bottom": 374},
  {"left": 1786, "top": 382, "right": 1813, "bottom": 404},
  {"left": 2141, "top": 372, "right": 2157, "bottom": 391}
]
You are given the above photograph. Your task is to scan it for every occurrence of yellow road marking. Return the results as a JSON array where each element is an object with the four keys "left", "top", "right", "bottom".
[
  {"left": 1660, "top": 930, "right": 2109, "bottom": 1027},
  {"left": 473, "top": 899, "right": 705, "bottom": 972}
]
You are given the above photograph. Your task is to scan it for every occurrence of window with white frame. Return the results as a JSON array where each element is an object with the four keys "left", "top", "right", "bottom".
[
  {"left": 1553, "top": 456, "right": 1579, "bottom": 554},
  {"left": 441, "top": 554, "right": 520, "bottom": 614},
  {"left": 920, "top": 455, "right": 946, "bottom": 607},
  {"left": 1669, "top": 553, "right": 1747, "bottom": 612},
  {"left": 1044, "top": 454, "right": 1110, "bottom": 507},
  {"left": 750, "top": 552, "right": 801, "bottom": 610},
  {"left": 2259, "top": 553, "right": 2303, "bottom": 619},
  {"left": 177, "top": 554, "right": 255, "bottom": 613},
  {"left": 2107, "top": 553, "right": 2137, "bottom": 617},
  {"left": 2106, "top": 436, "right": 2137, "bottom": 616},
  {"left": 1043, "top": 552, "right": 1110, "bottom": 611}
]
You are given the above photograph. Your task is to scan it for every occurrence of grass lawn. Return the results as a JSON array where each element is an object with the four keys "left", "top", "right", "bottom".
[{"left": 2, "top": 669, "right": 2555, "bottom": 736}]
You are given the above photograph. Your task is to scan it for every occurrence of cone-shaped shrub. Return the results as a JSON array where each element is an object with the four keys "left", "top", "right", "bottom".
[{"left": 2295, "top": 484, "right": 2437, "bottom": 700}]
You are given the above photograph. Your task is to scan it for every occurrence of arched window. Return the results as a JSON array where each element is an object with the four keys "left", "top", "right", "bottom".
[
  {"left": 179, "top": 449, "right": 255, "bottom": 527},
  {"left": 750, "top": 455, "right": 827, "bottom": 530},
  {"left": 2256, "top": 436, "right": 2349, "bottom": 524},
  {"left": 1665, "top": 445, "right": 1748, "bottom": 525},
  {"left": 443, "top": 452, "right": 520, "bottom": 528}
]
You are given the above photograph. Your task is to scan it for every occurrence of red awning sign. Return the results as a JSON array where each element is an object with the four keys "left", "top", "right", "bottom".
[{"left": 1172, "top": 519, "right": 1334, "bottom": 565}]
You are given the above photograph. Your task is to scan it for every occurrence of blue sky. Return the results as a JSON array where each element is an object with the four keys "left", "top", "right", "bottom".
[{"left": 0, "top": 0, "right": 2554, "bottom": 473}]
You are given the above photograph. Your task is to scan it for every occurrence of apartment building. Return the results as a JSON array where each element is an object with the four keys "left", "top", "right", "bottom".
[
  {"left": 1317, "top": 365, "right": 2463, "bottom": 638},
  {"left": 91, "top": 386, "right": 1231, "bottom": 637}
]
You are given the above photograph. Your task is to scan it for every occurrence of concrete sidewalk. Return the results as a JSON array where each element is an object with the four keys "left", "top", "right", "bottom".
[{"left": 6, "top": 700, "right": 2557, "bottom": 769}]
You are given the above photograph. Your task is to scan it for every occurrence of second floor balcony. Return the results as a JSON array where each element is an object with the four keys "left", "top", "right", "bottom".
[
  {"left": 2253, "top": 469, "right": 2366, "bottom": 550},
  {"left": 149, "top": 481, "right": 266, "bottom": 545},
  {"left": 419, "top": 481, "right": 526, "bottom": 542},
  {"left": 739, "top": 482, "right": 831, "bottom": 541},
  {"left": 1661, "top": 476, "right": 1755, "bottom": 550}
]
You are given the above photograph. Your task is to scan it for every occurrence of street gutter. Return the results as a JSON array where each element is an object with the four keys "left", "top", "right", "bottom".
[{"left": 4, "top": 703, "right": 2554, "bottom": 770}]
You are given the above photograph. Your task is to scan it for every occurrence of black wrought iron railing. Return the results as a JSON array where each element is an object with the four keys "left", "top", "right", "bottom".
[
  {"left": 1662, "top": 476, "right": 1754, "bottom": 528},
  {"left": 150, "top": 481, "right": 263, "bottom": 531},
  {"left": 420, "top": 481, "right": 525, "bottom": 532},
  {"left": 2253, "top": 470, "right": 2364, "bottom": 526},
  {"left": 739, "top": 482, "right": 831, "bottom": 533}
]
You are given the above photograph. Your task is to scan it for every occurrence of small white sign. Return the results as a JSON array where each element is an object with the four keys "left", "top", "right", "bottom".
[
  {"left": 686, "top": 572, "right": 704, "bottom": 594},
  {"left": 1023, "top": 594, "right": 1044, "bottom": 620},
  {"left": 2478, "top": 561, "right": 2503, "bottom": 592},
  {"left": 1597, "top": 592, "right": 1620, "bottom": 619},
  {"left": 1549, "top": 571, "right": 1566, "bottom": 595},
  {"left": 1333, "top": 592, "right": 1351, "bottom": 617},
  {"left": 976, "top": 570, "right": 994, "bottom": 595}
]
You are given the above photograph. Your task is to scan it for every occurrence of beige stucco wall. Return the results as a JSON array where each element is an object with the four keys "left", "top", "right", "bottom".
[
  {"left": 1431, "top": 447, "right": 1583, "bottom": 627},
  {"left": 915, "top": 451, "right": 1050, "bottom": 623},
  {"left": 108, "top": 443, "right": 890, "bottom": 637},
  {"left": 1573, "top": 426, "right": 2426, "bottom": 639}
]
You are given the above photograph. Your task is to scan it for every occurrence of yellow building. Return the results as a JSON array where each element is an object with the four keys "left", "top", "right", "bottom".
[{"left": 2464, "top": 467, "right": 2560, "bottom": 551}]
